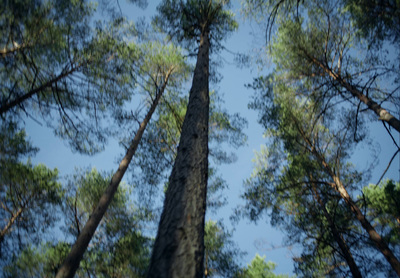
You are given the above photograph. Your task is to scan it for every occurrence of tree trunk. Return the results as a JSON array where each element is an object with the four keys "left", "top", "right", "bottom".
[
  {"left": 55, "top": 69, "right": 173, "bottom": 278},
  {"left": 296, "top": 122, "right": 400, "bottom": 277},
  {"left": 147, "top": 30, "right": 210, "bottom": 278},
  {"left": 310, "top": 181, "right": 363, "bottom": 278}
]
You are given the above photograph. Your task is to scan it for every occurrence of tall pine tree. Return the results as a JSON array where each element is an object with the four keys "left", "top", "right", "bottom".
[{"left": 148, "top": 1, "right": 237, "bottom": 277}]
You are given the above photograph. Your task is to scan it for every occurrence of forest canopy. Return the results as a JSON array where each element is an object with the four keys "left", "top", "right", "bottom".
[{"left": 1, "top": 0, "right": 399, "bottom": 277}]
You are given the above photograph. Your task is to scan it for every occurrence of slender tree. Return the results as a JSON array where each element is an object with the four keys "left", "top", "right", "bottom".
[
  {"left": 147, "top": 1, "right": 237, "bottom": 277},
  {"left": 240, "top": 1, "right": 400, "bottom": 273},
  {"left": 294, "top": 108, "right": 400, "bottom": 276},
  {"left": 62, "top": 168, "right": 151, "bottom": 277},
  {"left": 243, "top": 73, "right": 400, "bottom": 276},
  {"left": 55, "top": 42, "right": 188, "bottom": 278}
]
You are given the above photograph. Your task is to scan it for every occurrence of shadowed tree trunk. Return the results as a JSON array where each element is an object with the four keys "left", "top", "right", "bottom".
[{"left": 147, "top": 30, "right": 210, "bottom": 278}]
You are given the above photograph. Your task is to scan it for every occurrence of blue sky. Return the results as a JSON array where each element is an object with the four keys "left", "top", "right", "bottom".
[{"left": 24, "top": 0, "right": 400, "bottom": 276}]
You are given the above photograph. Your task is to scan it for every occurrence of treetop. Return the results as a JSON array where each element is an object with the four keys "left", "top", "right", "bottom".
[{"left": 154, "top": 0, "right": 238, "bottom": 49}]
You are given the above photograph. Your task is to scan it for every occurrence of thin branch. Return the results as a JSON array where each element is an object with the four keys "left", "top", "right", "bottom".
[{"left": 376, "top": 148, "right": 400, "bottom": 186}]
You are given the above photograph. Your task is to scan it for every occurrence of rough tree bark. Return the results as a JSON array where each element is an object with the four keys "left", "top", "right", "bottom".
[{"left": 147, "top": 30, "right": 210, "bottom": 278}]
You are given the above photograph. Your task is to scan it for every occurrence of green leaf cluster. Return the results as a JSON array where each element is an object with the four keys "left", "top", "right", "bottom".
[
  {"left": 235, "top": 254, "right": 292, "bottom": 278},
  {"left": 361, "top": 180, "right": 400, "bottom": 244},
  {"left": 154, "top": 0, "right": 238, "bottom": 49}
]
